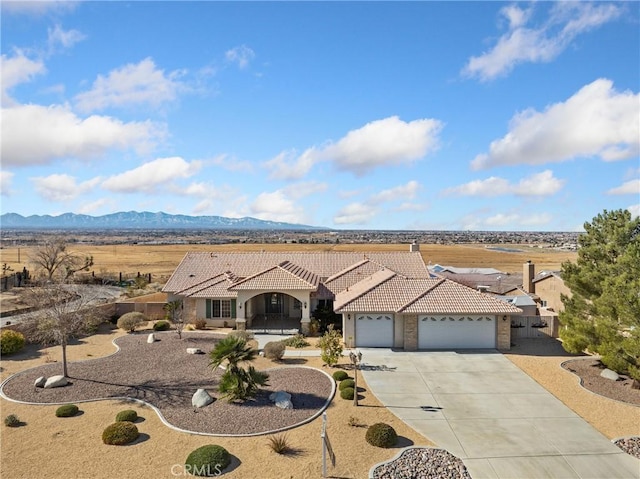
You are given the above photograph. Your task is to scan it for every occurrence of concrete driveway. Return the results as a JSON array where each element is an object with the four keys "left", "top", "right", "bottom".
[{"left": 360, "top": 349, "right": 640, "bottom": 479}]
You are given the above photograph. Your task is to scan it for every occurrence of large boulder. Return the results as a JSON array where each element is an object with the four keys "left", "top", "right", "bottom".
[
  {"left": 147, "top": 333, "right": 156, "bottom": 344},
  {"left": 600, "top": 368, "right": 620, "bottom": 381},
  {"left": 186, "top": 348, "right": 204, "bottom": 355},
  {"left": 192, "top": 388, "right": 214, "bottom": 408},
  {"left": 34, "top": 376, "right": 46, "bottom": 388},
  {"left": 44, "top": 375, "right": 68, "bottom": 389},
  {"left": 269, "top": 390, "right": 293, "bottom": 410}
]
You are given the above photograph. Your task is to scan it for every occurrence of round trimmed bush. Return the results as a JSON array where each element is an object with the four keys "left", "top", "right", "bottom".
[
  {"left": 115, "top": 409, "right": 138, "bottom": 422},
  {"left": 5, "top": 414, "right": 20, "bottom": 427},
  {"left": 102, "top": 421, "right": 139, "bottom": 445},
  {"left": 185, "top": 445, "right": 231, "bottom": 476},
  {"left": 264, "top": 340, "right": 286, "bottom": 360},
  {"left": 340, "top": 387, "right": 355, "bottom": 400},
  {"left": 332, "top": 370, "right": 349, "bottom": 382},
  {"left": 153, "top": 320, "right": 171, "bottom": 331},
  {"left": 55, "top": 404, "right": 79, "bottom": 417},
  {"left": 366, "top": 422, "right": 398, "bottom": 448},
  {"left": 339, "top": 379, "right": 355, "bottom": 390},
  {"left": 1, "top": 329, "right": 25, "bottom": 355},
  {"left": 117, "top": 312, "right": 148, "bottom": 333}
]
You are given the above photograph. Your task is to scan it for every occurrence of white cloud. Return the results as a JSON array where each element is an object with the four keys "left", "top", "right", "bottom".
[
  {"left": 472, "top": 79, "right": 639, "bottom": 170},
  {"left": 266, "top": 116, "right": 443, "bottom": 179},
  {"left": 250, "top": 190, "right": 305, "bottom": 224},
  {"left": 74, "top": 58, "right": 186, "bottom": 112},
  {"left": 395, "top": 202, "right": 427, "bottom": 212},
  {"left": 444, "top": 170, "right": 564, "bottom": 197},
  {"left": 1, "top": 104, "right": 164, "bottom": 166},
  {"left": 628, "top": 204, "right": 640, "bottom": 219},
  {"left": 47, "top": 24, "right": 85, "bottom": 53},
  {"left": 282, "top": 181, "right": 328, "bottom": 200},
  {"left": 1, "top": 51, "right": 46, "bottom": 104},
  {"left": 31, "top": 173, "right": 101, "bottom": 202},
  {"left": 210, "top": 154, "right": 254, "bottom": 173},
  {"left": 101, "top": 157, "right": 202, "bottom": 193},
  {"left": 607, "top": 179, "right": 640, "bottom": 195},
  {"left": 225, "top": 45, "right": 255, "bottom": 69},
  {"left": 333, "top": 202, "right": 377, "bottom": 225},
  {"left": 519, "top": 212, "right": 552, "bottom": 226},
  {"left": 463, "top": 2, "right": 622, "bottom": 81},
  {"left": 463, "top": 211, "right": 553, "bottom": 229},
  {"left": 369, "top": 180, "right": 421, "bottom": 204},
  {"left": 77, "top": 198, "right": 113, "bottom": 214},
  {"left": 1, "top": 1, "right": 78, "bottom": 16},
  {"left": 0, "top": 171, "right": 14, "bottom": 196}
]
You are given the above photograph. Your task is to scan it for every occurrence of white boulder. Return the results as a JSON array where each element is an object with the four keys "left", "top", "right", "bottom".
[
  {"left": 147, "top": 333, "right": 156, "bottom": 344},
  {"left": 269, "top": 390, "right": 293, "bottom": 410},
  {"left": 34, "top": 376, "right": 46, "bottom": 388},
  {"left": 192, "top": 388, "right": 214, "bottom": 408},
  {"left": 44, "top": 375, "right": 68, "bottom": 388},
  {"left": 600, "top": 368, "right": 620, "bottom": 381},
  {"left": 186, "top": 348, "right": 204, "bottom": 355}
]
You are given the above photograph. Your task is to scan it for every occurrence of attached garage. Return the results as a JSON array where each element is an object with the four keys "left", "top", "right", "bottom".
[
  {"left": 356, "top": 314, "right": 394, "bottom": 347},
  {"left": 418, "top": 315, "right": 496, "bottom": 349}
]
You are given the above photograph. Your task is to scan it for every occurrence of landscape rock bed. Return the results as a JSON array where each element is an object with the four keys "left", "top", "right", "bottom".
[
  {"left": 614, "top": 437, "right": 640, "bottom": 459},
  {"left": 561, "top": 358, "right": 640, "bottom": 406},
  {"left": 371, "top": 447, "right": 471, "bottom": 479},
  {"left": 1, "top": 332, "right": 333, "bottom": 435}
]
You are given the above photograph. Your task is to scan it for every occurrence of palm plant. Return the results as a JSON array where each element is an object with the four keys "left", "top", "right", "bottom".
[{"left": 209, "top": 336, "right": 269, "bottom": 401}]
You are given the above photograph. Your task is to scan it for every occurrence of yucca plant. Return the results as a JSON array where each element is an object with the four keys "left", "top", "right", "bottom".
[{"left": 267, "top": 434, "right": 291, "bottom": 454}]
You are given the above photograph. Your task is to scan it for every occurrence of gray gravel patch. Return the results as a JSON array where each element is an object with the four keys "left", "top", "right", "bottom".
[
  {"left": 371, "top": 447, "right": 471, "bottom": 479},
  {"left": 1, "top": 332, "right": 333, "bottom": 436},
  {"left": 614, "top": 436, "right": 640, "bottom": 459}
]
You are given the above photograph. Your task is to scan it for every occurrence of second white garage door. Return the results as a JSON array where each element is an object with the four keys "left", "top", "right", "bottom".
[
  {"left": 418, "top": 315, "right": 496, "bottom": 349},
  {"left": 356, "top": 314, "right": 394, "bottom": 347}
]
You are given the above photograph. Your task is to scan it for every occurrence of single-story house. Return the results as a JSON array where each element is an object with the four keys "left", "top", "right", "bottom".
[{"left": 162, "top": 245, "right": 522, "bottom": 350}]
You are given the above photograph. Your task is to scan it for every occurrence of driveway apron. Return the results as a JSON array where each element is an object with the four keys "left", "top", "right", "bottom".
[{"left": 360, "top": 349, "right": 640, "bottom": 479}]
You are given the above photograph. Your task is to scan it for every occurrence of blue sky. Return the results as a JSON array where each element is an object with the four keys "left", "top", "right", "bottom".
[{"left": 1, "top": 1, "right": 638, "bottom": 231}]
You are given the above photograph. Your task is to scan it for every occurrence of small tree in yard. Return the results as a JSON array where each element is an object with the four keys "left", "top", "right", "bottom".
[
  {"left": 318, "top": 324, "right": 343, "bottom": 367},
  {"left": 23, "top": 283, "right": 107, "bottom": 377},
  {"left": 209, "top": 336, "right": 269, "bottom": 402},
  {"left": 29, "top": 238, "right": 93, "bottom": 282},
  {"left": 163, "top": 300, "right": 185, "bottom": 339}
]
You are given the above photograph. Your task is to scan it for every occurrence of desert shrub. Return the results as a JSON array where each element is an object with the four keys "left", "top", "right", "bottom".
[
  {"left": 228, "top": 330, "right": 254, "bottom": 341},
  {"left": 153, "top": 320, "right": 171, "bottom": 331},
  {"left": 117, "top": 312, "right": 148, "bottom": 333},
  {"left": 264, "top": 341, "right": 286, "bottom": 360},
  {"left": 332, "top": 370, "right": 349, "bottom": 382},
  {"left": 102, "top": 421, "right": 139, "bottom": 445},
  {"left": 283, "top": 334, "right": 309, "bottom": 348},
  {"left": 4, "top": 414, "right": 20, "bottom": 427},
  {"left": 340, "top": 387, "right": 354, "bottom": 400},
  {"left": 115, "top": 409, "right": 138, "bottom": 422},
  {"left": 318, "top": 325, "right": 343, "bottom": 367},
  {"left": 366, "top": 423, "right": 398, "bottom": 448},
  {"left": 267, "top": 434, "right": 291, "bottom": 454},
  {"left": 339, "top": 378, "right": 355, "bottom": 390},
  {"left": 55, "top": 404, "right": 79, "bottom": 417},
  {"left": 1, "top": 329, "right": 25, "bottom": 355},
  {"left": 185, "top": 445, "right": 230, "bottom": 476},
  {"left": 192, "top": 318, "right": 207, "bottom": 330},
  {"left": 348, "top": 416, "right": 363, "bottom": 427}
]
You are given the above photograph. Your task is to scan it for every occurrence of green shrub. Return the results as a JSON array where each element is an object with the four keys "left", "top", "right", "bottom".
[
  {"left": 332, "top": 370, "right": 349, "bottom": 382},
  {"left": 102, "top": 421, "right": 139, "bottom": 445},
  {"left": 365, "top": 423, "right": 398, "bottom": 448},
  {"left": 1, "top": 329, "right": 25, "bottom": 355},
  {"left": 192, "top": 318, "right": 207, "bottom": 330},
  {"left": 264, "top": 341, "right": 286, "bottom": 360},
  {"left": 153, "top": 320, "right": 171, "bottom": 331},
  {"left": 115, "top": 410, "right": 138, "bottom": 422},
  {"left": 4, "top": 414, "right": 20, "bottom": 427},
  {"left": 116, "top": 312, "right": 148, "bottom": 333},
  {"left": 267, "top": 434, "right": 291, "bottom": 454},
  {"left": 185, "top": 445, "right": 230, "bottom": 476},
  {"left": 318, "top": 325, "right": 343, "bottom": 367},
  {"left": 55, "top": 404, "right": 79, "bottom": 417},
  {"left": 340, "top": 387, "right": 354, "bottom": 400},
  {"left": 283, "top": 334, "right": 309, "bottom": 348},
  {"left": 339, "top": 379, "right": 355, "bottom": 390}
]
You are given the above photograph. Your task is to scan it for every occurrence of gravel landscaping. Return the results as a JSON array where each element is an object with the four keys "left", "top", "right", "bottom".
[
  {"left": 371, "top": 447, "right": 471, "bottom": 479},
  {"left": 0, "top": 332, "right": 333, "bottom": 435}
]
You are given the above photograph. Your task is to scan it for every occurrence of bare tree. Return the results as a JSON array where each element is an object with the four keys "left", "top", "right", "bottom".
[
  {"left": 23, "top": 284, "right": 107, "bottom": 377},
  {"left": 29, "top": 238, "right": 94, "bottom": 282},
  {"left": 163, "top": 299, "right": 185, "bottom": 339}
]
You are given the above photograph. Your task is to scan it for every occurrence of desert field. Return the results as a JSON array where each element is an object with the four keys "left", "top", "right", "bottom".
[{"left": 0, "top": 243, "right": 577, "bottom": 284}]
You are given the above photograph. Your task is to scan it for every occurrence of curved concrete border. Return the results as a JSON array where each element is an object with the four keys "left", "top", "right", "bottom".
[
  {"left": 560, "top": 358, "right": 640, "bottom": 408},
  {"left": 368, "top": 445, "right": 459, "bottom": 479},
  {"left": 0, "top": 333, "right": 336, "bottom": 437}
]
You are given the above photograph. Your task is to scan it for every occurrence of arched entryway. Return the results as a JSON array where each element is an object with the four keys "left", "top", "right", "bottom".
[{"left": 245, "top": 291, "right": 304, "bottom": 334}]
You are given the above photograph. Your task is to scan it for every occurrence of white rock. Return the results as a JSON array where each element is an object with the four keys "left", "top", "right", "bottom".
[
  {"left": 192, "top": 388, "right": 214, "bottom": 408},
  {"left": 269, "top": 390, "right": 293, "bottom": 409},
  {"left": 600, "top": 368, "right": 620, "bottom": 381},
  {"left": 44, "top": 375, "right": 68, "bottom": 388},
  {"left": 34, "top": 376, "right": 46, "bottom": 388},
  {"left": 186, "top": 348, "right": 204, "bottom": 355},
  {"left": 147, "top": 333, "right": 156, "bottom": 343}
]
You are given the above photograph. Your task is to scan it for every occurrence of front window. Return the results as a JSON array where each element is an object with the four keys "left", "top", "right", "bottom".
[{"left": 206, "top": 299, "right": 232, "bottom": 318}]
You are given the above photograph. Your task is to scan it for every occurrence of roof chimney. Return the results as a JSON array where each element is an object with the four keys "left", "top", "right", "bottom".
[
  {"left": 410, "top": 241, "right": 420, "bottom": 252},
  {"left": 523, "top": 260, "right": 535, "bottom": 294}
]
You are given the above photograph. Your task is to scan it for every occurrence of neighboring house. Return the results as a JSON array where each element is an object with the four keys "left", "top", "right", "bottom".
[
  {"left": 162, "top": 246, "right": 522, "bottom": 350},
  {"left": 428, "top": 264, "right": 521, "bottom": 295},
  {"left": 523, "top": 261, "right": 571, "bottom": 313}
]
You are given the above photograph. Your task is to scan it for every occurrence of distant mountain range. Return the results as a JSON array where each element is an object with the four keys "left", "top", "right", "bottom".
[{"left": 0, "top": 212, "right": 327, "bottom": 230}]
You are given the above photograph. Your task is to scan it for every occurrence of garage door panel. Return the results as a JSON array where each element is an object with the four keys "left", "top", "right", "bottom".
[
  {"left": 356, "top": 314, "right": 393, "bottom": 348},
  {"left": 419, "top": 315, "right": 495, "bottom": 349}
]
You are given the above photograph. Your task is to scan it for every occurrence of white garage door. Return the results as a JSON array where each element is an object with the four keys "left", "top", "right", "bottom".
[
  {"left": 418, "top": 315, "right": 496, "bottom": 349},
  {"left": 356, "top": 314, "right": 394, "bottom": 347}
]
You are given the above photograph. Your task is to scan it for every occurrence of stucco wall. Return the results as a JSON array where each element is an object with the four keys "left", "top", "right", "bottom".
[{"left": 534, "top": 276, "right": 571, "bottom": 313}]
